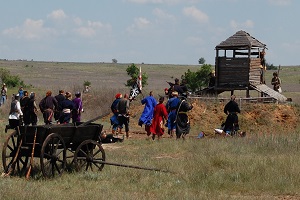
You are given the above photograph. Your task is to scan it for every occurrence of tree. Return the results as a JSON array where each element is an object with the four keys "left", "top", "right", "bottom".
[
  {"left": 125, "top": 63, "right": 148, "bottom": 87},
  {"left": 112, "top": 58, "right": 118, "bottom": 63},
  {"left": 0, "top": 68, "right": 26, "bottom": 87},
  {"left": 198, "top": 57, "right": 206, "bottom": 65},
  {"left": 182, "top": 64, "right": 213, "bottom": 92}
]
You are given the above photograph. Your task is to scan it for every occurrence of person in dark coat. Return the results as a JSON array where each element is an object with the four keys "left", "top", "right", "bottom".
[
  {"left": 20, "top": 91, "right": 31, "bottom": 125},
  {"left": 223, "top": 95, "right": 241, "bottom": 134},
  {"left": 27, "top": 92, "right": 38, "bottom": 125},
  {"left": 117, "top": 94, "right": 130, "bottom": 139},
  {"left": 54, "top": 90, "right": 65, "bottom": 122},
  {"left": 59, "top": 92, "right": 75, "bottom": 124},
  {"left": 39, "top": 90, "right": 58, "bottom": 125},
  {"left": 176, "top": 97, "right": 193, "bottom": 139},
  {"left": 110, "top": 93, "right": 122, "bottom": 135}
]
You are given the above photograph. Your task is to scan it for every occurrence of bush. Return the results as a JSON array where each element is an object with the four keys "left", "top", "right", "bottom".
[{"left": 0, "top": 68, "right": 26, "bottom": 87}]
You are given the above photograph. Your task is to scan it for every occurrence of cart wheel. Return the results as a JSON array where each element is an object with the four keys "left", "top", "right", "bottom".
[
  {"left": 74, "top": 140, "right": 105, "bottom": 172},
  {"left": 2, "top": 131, "right": 28, "bottom": 175},
  {"left": 40, "top": 133, "right": 66, "bottom": 178}
]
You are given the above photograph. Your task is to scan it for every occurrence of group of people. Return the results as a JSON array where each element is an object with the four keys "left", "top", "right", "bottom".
[
  {"left": 109, "top": 78, "right": 194, "bottom": 140},
  {"left": 7, "top": 89, "right": 83, "bottom": 129},
  {"left": 39, "top": 90, "right": 83, "bottom": 125},
  {"left": 8, "top": 91, "right": 38, "bottom": 128}
]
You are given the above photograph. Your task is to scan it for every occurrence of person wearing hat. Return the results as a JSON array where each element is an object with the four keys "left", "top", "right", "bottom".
[
  {"left": 72, "top": 91, "right": 83, "bottom": 123},
  {"left": 8, "top": 94, "right": 23, "bottom": 128},
  {"left": 173, "top": 78, "right": 184, "bottom": 96},
  {"left": 166, "top": 91, "right": 180, "bottom": 138},
  {"left": 54, "top": 90, "right": 65, "bottom": 122},
  {"left": 39, "top": 90, "right": 58, "bottom": 124},
  {"left": 59, "top": 92, "right": 75, "bottom": 124},
  {"left": 110, "top": 93, "right": 122, "bottom": 135},
  {"left": 0, "top": 83, "right": 7, "bottom": 106}
]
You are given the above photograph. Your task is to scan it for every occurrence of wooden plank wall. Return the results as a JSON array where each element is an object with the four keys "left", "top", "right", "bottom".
[
  {"left": 217, "top": 57, "right": 249, "bottom": 87},
  {"left": 249, "top": 58, "right": 261, "bottom": 84}
]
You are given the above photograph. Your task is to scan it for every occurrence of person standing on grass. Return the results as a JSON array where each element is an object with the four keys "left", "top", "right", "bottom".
[
  {"left": 0, "top": 83, "right": 7, "bottom": 106},
  {"left": 149, "top": 96, "right": 168, "bottom": 140},
  {"left": 20, "top": 91, "right": 31, "bottom": 125},
  {"left": 110, "top": 93, "right": 122, "bottom": 135},
  {"left": 166, "top": 91, "right": 180, "bottom": 138},
  {"left": 59, "top": 92, "right": 75, "bottom": 124},
  {"left": 28, "top": 92, "right": 38, "bottom": 125},
  {"left": 8, "top": 94, "right": 23, "bottom": 128},
  {"left": 72, "top": 91, "right": 83, "bottom": 123},
  {"left": 39, "top": 90, "right": 58, "bottom": 125},
  {"left": 223, "top": 95, "right": 240, "bottom": 135},
  {"left": 175, "top": 97, "right": 193, "bottom": 139},
  {"left": 117, "top": 93, "right": 130, "bottom": 139},
  {"left": 54, "top": 90, "right": 65, "bottom": 122},
  {"left": 18, "top": 86, "right": 24, "bottom": 99},
  {"left": 138, "top": 91, "right": 157, "bottom": 137}
]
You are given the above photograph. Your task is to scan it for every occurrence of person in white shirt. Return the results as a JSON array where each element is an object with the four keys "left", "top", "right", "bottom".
[{"left": 8, "top": 94, "right": 23, "bottom": 128}]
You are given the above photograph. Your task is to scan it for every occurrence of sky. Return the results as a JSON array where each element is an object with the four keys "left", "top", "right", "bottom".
[{"left": 0, "top": 0, "right": 299, "bottom": 66}]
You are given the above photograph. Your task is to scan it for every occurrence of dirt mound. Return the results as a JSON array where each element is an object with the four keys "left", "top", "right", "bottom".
[{"left": 126, "top": 100, "right": 299, "bottom": 138}]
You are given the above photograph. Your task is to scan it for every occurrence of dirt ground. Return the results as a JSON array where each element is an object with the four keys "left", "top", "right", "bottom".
[{"left": 100, "top": 99, "right": 300, "bottom": 140}]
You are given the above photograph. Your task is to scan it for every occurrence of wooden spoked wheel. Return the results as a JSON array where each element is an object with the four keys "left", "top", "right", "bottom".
[
  {"left": 74, "top": 140, "right": 105, "bottom": 172},
  {"left": 40, "top": 133, "right": 66, "bottom": 178},
  {"left": 2, "top": 131, "right": 28, "bottom": 175}
]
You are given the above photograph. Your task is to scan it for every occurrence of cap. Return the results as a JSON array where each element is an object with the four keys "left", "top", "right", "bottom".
[
  {"left": 75, "top": 91, "right": 81, "bottom": 97},
  {"left": 115, "top": 93, "right": 122, "bottom": 99}
]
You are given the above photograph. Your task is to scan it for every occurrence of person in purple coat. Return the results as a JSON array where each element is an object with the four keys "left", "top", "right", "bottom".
[
  {"left": 138, "top": 91, "right": 157, "bottom": 136},
  {"left": 72, "top": 91, "right": 83, "bottom": 123}
]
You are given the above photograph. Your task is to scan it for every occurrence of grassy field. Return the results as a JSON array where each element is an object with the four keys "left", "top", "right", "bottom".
[
  {"left": 0, "top": 61, "right": 300, "bottom": 199},
  {"left": 1, "top": 132, "right": 300, "bottom": 199}
]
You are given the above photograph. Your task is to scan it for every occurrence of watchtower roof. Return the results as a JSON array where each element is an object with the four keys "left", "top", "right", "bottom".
[{"left": 215, "top": 30, "right": 266, "bottom": 50}]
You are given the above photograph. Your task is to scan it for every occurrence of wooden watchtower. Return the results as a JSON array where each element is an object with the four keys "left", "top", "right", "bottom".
[{"left": 214, "top": 30, "right": 266, "bottom": 97}]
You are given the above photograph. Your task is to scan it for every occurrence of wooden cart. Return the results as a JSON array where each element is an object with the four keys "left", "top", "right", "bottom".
[{"left": 2, "top": 122, "right": 105, "bottom": 178}]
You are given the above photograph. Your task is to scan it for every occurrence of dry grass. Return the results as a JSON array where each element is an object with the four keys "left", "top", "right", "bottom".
[{"left": 0, "top": 61, "right": 300, "bottom": 199}]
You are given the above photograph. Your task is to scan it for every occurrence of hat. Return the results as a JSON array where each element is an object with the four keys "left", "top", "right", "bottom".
[
  {"left": 75, "top": 91, "right": 81, "bottom": 97},
  {"left": 115, "top": 93, "right": 122, "bottom": 99},
  {"left": 164, "top": 88, "right": 169, "bottom": 91},
  {"left": 15, "top": 93, "right": 19, "bottom": 97},
  {"left": 172, "top": 91, "right": 178, "bottom": 96}
]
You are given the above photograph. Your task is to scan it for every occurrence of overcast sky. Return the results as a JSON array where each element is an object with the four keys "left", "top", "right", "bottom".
[{"left": 0, "top": 0, "right": 298, "bottom": 66}]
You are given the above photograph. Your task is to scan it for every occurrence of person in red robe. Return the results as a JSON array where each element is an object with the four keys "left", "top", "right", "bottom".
[{"left": 149, "top": 96, "right": 168, "bottom": 140}]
